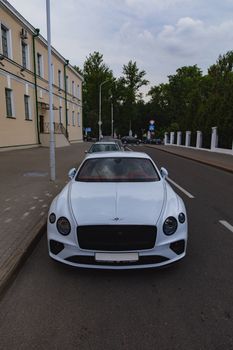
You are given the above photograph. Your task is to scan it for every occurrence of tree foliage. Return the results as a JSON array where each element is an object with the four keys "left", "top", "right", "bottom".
[{"left": 78, "top": 51, "right": 233, "bottom": 146}]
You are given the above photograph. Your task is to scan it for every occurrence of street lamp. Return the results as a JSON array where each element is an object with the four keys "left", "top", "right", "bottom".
[
  {"left": 111, "top": 98, "right": 114, "bottom": 138},
  {"left": 46, "top": 0, "right": 55, "bottom": 181},
  {"left": 99, "top": 79, "right": 109, "bottom": 140}
]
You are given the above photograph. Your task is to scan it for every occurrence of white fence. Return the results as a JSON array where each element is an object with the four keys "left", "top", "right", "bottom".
[{"left": 164, "top": 127, "right": 233, "bottom": 155}]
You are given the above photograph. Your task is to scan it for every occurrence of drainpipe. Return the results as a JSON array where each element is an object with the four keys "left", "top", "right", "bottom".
[
  {"left": 32, "top": 28, "right": 40, "bottom": 144},
  {"left": 64, "top": 59, "right": 69, "bottom": 138}
]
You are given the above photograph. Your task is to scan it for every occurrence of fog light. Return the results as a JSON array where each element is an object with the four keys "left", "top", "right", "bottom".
[
  {"left": 170, "top": 240, "right": 185, "bottom": 255},
  {"left": 50, "top": 240, "right": 64, "bottom": 255}
]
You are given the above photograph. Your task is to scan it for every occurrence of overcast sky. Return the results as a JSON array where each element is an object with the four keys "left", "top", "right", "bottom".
[{"left": 9, "top": 0, "right": 233, "bottom": 98}]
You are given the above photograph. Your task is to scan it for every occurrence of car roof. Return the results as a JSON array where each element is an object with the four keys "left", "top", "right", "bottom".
[
  {"left": 92, "top": 142, "right": 118, "bottom": 145},
  {"left": 85, "top": 151, "right": 151, "bottom": 159}
]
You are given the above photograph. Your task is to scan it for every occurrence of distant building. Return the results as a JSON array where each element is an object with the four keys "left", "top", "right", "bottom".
[{"left": 0, "top": 0, "right": 83, "bottom": 150}]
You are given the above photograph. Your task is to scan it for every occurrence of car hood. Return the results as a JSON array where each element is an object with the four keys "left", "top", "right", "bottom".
[{"left": 69, "top": 181, "right": 165, "bottom": 226}]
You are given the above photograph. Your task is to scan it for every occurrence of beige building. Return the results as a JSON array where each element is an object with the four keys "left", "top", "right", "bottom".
[{"left": 0, "top": 0, "right": 83, "bottom": 150}]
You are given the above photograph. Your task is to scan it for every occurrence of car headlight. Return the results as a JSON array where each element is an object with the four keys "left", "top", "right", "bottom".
[
  {"left": 163, "top": 216, "right": 178, "bottom": 235},
  {"left": 49, "top": 213, "right": 56, "bottom": 224},
  {"left": 178, "top": 212, "right": 186, "bottom": 224},
  {"left": 56, "top": 217, "right": 71, "bottom": 236}
]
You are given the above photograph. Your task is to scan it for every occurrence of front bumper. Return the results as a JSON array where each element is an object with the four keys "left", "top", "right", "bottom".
[{"left": 48, "top": 238, "right": 187, "bottom": 270}]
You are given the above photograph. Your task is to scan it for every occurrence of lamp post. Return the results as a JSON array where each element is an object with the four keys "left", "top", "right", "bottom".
[
  {"left": 111, "top": 99, "right": 114, "bottom": 138},
  {"left": 46, "top": 0, "right": 55, "bottom": 181},
  {"left": 99, "top": 79, "right": 109, "bottom": 140}
]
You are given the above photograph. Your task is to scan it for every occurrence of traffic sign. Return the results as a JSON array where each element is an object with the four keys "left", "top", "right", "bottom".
[{"left": 149, "top": 125, "right": 155, "bottom": 131}]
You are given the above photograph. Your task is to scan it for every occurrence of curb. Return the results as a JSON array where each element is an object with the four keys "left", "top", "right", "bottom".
[
  {"left": 0, "top": 220, "right": 46, "bottom": 300},
  {"left": 145, "top": 145, "right": 233, "bottom": 174}
]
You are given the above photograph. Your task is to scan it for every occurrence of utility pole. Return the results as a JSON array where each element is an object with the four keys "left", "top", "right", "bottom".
[
  {"left": 46, "top": 0, "right": 55, "bottom": 181},
  {"left": 111, "top": 99, "right": 114, "bottom": 138},
  {"left": 99, "top": 79, "right": 109, "bottom": 140}
]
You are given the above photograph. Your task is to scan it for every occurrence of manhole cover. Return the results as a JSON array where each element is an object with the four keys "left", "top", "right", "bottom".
[{"left": 23, "top": 172, "right": 48, "bottom": 177}]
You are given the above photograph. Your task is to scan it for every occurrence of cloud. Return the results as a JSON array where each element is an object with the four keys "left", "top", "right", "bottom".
[{"left": 7, "top": 0, "right": 233, "bottom": 96}]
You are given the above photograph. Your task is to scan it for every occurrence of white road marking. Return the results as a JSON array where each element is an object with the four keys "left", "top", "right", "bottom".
[
  {"left": 42, "top": 204, "right": 48, "bottom": 208},
  {"left": 5, "top": 218, "right": 12, "bottom": 223},
  {"left": 22, "top": 212, "right": 29, "bottom": 218},
  {"left": 167, "top": 177, "right": 195, "bottom": 199},
  {"left": 30, "top": 206, "right": 36, "bottom": 210},
  {"left": 33, "top": 196, "right": 38, "bottom": 200},
  {"left": 39, "top": 199, "right": 44, "bottom": 202},
  {"left": 219, "top": 220, "right": 233, "bottom": 233}
]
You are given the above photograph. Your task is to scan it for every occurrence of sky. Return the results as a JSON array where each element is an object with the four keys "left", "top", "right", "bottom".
[{"left": 8, "top": 0, "right": 233, "bottom": 99}]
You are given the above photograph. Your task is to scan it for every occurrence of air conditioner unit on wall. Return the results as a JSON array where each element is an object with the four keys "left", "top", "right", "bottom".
[{"left": 20, "top": 28, "right": 28, "bottom": 39}]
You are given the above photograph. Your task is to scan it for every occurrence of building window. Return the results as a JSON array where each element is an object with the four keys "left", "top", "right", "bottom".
[
  {"left": 72, "top": 111, "right": 75, "bottom": 126},
  {"left": 77, "top": 111, "right": 81, "bottom": 127},
  {"left": 5, "top": 88, "right": 13, "bottom": 117},
  {"left": 72, "top": 81, "right": 75, "bottom": 96},
  {"left": 22, "top": 41, "right": 28, "bottom": 68},
  {"left": 37, "top": 53, "right": 42, "bottom": 77},
  {"left": 58, "top": 70, "right": 62, "bottom": 90},
  {"left": 77, "top": 84, "right": 81, "bottom": 99},
  {"left": 1, "top": 24, "right": 9, "bottom": 57},
  {"left": 67, "top": 109, "right": 69, "bottom": 125},
  {"left": 24, "top": 95, "right": 31, "bottom": 120},
  {"left": 59, "top": 106, "right": 62, "bottom": 124}
]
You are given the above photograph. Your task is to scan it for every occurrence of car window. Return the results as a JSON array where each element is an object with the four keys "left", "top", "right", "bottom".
[
  {"left": 89, "top": 144, "right": 119, "bottom": 152},
  {"left": 76, "top": 158, "right": 160, "bottom": 182}
]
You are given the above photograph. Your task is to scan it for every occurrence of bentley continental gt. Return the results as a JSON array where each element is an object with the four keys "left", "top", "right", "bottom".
[{"left": 47, "top": 152, "right": 188, "bottom": 269}]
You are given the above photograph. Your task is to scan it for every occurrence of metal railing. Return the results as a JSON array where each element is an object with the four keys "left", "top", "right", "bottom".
[{"left": 41, "top": 122, "right": 68, "bottom": 138}]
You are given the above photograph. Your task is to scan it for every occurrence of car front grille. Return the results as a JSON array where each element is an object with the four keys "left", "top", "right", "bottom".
[{"left": 77, "top": 225, "right": 157, "bottom": 251}]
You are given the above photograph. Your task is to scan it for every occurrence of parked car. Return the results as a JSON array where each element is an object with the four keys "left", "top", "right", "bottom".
[
  {"left": 99, "top": 137, "right": 125, "bottom": 151},
  {"left": 47, "top": 151, "right": 188, "bottom": 269},
  {"left": 86, "top": 142, "right": 121, "bottom": 153},
  {"left": 143, "top": 138, "right": 164, "bottom": 145},
  {"left": 113, "top": 139, "right": 125, "bottom": 151},
  {"left": 121, "top": 136, "right": 141, "bottom": 145},
  {"left": 83, "top": 135, "right": 97, "bottom": 142}
]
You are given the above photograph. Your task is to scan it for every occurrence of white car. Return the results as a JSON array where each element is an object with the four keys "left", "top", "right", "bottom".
[
  {"left": 47, "top": 152, "right": 188, "bottom": 269},
  {"left": 86, "top": 141, "right": 121, "bottom": 153}
]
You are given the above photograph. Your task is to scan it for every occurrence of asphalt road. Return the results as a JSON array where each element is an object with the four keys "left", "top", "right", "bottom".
[{"left": 0, "top": 145, "right": 233, "bottom": 350}]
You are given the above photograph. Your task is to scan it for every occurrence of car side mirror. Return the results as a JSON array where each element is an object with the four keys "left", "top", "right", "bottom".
[
  {"left": 160, "top": 167, "right": 168, "bottom": 178},
  {"left": 68, "top": 168, "right": 76, "bottom": 179}
]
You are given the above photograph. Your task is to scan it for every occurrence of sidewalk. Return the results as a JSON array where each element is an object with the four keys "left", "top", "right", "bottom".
[
  {"left": 0, "top": 142, "right": 232, "bottom": 296},
  {"left": 0, "top": 142, "right": 88, "bottom": 296},
  {"left": 146, "top": 145, "right": 233, "bottom": 173}
]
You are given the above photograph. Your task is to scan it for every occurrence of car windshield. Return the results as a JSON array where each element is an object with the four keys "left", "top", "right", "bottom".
[
  {"left": 76, "top": 157, "right": 160, "bottom": 182},
  {"left": 89, "top": 144, "right": 119, "bottom": 153}
]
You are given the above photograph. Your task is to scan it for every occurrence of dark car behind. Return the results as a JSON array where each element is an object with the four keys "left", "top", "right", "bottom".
[
  {"left": 143, "top": 138, "right": 163, "bottom": 145},
  {"left": 121, "top": 136, "right": 141, "bottom": 145}
]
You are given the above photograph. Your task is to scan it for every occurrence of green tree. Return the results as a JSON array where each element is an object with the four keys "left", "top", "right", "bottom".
[
  {"left": 82, "top": 52, "right": 114, "bottom": 137},
  {"left": 117, "top": 60, "right": 149, "bottom": 136}
]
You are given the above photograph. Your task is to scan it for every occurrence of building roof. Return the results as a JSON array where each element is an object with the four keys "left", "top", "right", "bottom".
[{"left": 0, "top": 0, "right": 84, "bottom": 81}]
